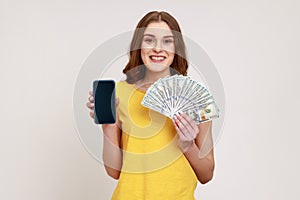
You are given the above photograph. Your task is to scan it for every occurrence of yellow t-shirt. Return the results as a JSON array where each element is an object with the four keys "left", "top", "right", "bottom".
[{"left": 111, "top": 81, "right": 198, "bottom": 200}]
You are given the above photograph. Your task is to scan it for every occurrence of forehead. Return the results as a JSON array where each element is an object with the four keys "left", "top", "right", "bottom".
[{"left": 143, "top": 21, "right": 173, "bottom": 37}]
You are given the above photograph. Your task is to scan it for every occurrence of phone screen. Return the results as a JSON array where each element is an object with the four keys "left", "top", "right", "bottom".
[{"left": 93, "top": 80, "right": 116, "bottom": 124}]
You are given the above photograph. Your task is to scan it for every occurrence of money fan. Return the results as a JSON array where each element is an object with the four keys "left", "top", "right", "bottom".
[{"left": 141, "top": 75, "right": 220, "bottom": 124}]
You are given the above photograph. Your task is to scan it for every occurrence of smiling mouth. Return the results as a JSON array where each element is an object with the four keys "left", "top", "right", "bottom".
[{"left": 149, "top": 55, "right": 166, "bottom": 63}]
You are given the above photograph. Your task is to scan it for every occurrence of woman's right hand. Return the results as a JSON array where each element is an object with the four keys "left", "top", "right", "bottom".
[
  {"left": 86, "top": 91, "right": 122, "bottom": 178},
  {"left": 86, "top": 91, "right": 120, "bottom": 122}
]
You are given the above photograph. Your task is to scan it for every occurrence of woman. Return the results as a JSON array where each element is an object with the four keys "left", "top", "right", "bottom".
[{"left": 86, "top": 11, "right": 215, "bottom": 200}]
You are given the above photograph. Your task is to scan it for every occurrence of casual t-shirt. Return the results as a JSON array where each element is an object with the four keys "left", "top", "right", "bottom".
[{"left": 111, "top": 81, "right": 197, "bottom": 200}]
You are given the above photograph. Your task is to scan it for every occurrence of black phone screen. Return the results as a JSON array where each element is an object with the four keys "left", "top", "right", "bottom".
[{"left": 93, "top": 80, "right": 116, "bottom": 124}]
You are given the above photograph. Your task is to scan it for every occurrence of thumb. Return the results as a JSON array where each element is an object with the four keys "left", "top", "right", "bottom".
[{"left": 116, "top": 98, "right": 120, "bottom": 107}]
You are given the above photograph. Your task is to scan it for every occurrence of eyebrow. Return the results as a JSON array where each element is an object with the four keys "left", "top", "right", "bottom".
[{"left": 143, "top": 33, "right": 174, "bottom": 38}]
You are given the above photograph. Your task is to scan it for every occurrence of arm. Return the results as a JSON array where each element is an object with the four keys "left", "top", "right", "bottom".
[
  {"left": 87, "top": 92, "right": 123, "bottom": 180},
  {"left": 173, "top": 113, "right": 215, "bottom": 184},
  {"left": 183, "top": 121, "right": 214, "bottom": 184},
  {"left": 102, "top": 121, "right": 123, "bottom": 180}
]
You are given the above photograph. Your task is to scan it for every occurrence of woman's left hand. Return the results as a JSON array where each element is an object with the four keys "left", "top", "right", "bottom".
[{"left": 172, "top": 112, "right": 199, "bottom": 152}]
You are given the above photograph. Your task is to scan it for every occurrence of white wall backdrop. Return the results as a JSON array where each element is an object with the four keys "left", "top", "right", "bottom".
[{"left": 1, "top": 0, "right": 299, "bottom": 199}]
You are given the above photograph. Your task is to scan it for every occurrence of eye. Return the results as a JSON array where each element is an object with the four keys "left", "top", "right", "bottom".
[
  {"left": 163, "top": 39, "right": 174, "bottom": 44},
  {"left": 144, "top": 37, "right": 155, "bottom": 44}
]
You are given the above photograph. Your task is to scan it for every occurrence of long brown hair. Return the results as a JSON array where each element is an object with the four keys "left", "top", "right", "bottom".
[{"left": 123, "top": 11, "right": 188, "bottom": 84}]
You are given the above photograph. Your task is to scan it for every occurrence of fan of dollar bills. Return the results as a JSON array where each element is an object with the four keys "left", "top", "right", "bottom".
[{"left": 141, "top": 75, "right": 220, "bottom": 124}]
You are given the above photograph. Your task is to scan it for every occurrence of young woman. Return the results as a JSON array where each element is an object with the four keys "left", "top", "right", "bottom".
[{"left": 86, "top": 11, "right": 215, "bottom": 200}]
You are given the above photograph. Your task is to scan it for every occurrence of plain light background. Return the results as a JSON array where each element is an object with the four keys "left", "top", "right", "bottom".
[{"left": 1, "top": 0, "right": 299, "bottom": 199}]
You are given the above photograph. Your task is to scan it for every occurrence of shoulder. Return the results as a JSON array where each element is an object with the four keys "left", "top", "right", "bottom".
[
  {"left": 116, "top": 80, "right": 135, "bottom": 97},
  {"left": 116, "top": 80, "right": 130, "bottom": 90},
  {"left": 116, "top": 80, "right": 127, "bottom": 87}
]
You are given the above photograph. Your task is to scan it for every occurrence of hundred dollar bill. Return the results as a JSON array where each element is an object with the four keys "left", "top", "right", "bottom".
[
  {"left": 196, "top": 102, "right": 220, "bottom": 123},
  {"left": 141, "top": 74, "right": 220, "bottom": 123},
  {"left": 142, "top": 99, "right": 171, "bottom": 118}
]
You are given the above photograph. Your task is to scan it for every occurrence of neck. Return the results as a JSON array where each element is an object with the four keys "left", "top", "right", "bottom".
[{"left": 142, "top": 68, "right": 171, "bottom": 84}]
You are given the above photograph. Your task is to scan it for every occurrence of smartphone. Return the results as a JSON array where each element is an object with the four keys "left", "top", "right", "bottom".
[{"left": 93, "top": 80, "right": 116, "bottom": 124}]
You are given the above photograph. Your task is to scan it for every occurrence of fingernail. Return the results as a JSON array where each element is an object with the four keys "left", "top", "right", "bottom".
[{"left": 91, "top": 103, "right": 94, "bottom": 106}]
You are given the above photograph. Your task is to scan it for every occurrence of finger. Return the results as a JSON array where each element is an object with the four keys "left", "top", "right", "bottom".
[
  {"left": 86, "top": 102, "right": 94, "bottom": 109},
  {"left": 89, "top": 111, "right": 94, "bottom": 118},
  {"left": 173, "top": 118, "right": 195, "bottom": 151},
  {"left": 173, "top": 115, "right": 184, "bottom": 133},
  {"left": 116, "top": 98, "right": 119, "bottom": 106},
  {"left": 174, "top": 115, "right": 193, "bottom": 140},
  {"left": 178, "top": 115, "right": 194, "bottom": 134},
  {"left": 172, "top": 118, "right": 187, "bottom": 141},
  {"left": 175, "top": 114, "right": 195, "bottom": 138},
  {"left": 88, "top": 95, "right": 94, "bottom": 102},
  {"left": 179, "top": 113, "right": 199, "bottom": 139},
  {"left": 179, "top": 112, "right": 198, "bottom": 132},
  {"left": 89, "top": 91, "right": 93, "bottom": 96}
]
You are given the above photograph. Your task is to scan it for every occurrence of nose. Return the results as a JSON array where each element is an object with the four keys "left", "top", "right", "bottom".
[{"left": 153, "top": 40, "right": 162, "bottom": 52}]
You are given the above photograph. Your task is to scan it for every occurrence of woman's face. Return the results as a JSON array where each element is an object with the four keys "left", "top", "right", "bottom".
[{"left": 141, "top": 21, "right": 175, "bottom": 74}]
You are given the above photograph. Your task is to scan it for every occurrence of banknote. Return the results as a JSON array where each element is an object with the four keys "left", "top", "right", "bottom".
[{"left": 141, "top": 75, "right": 220, "bottom": 124}]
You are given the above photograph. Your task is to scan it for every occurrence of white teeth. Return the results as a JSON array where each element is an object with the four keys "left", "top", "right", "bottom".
[{"left": 151, "top": 56, "right": 165, "bottom": 61}]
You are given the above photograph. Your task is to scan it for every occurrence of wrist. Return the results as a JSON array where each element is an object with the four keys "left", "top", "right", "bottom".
[{"left": 178, "top": 140, "right": 195, "bottom": 153}]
